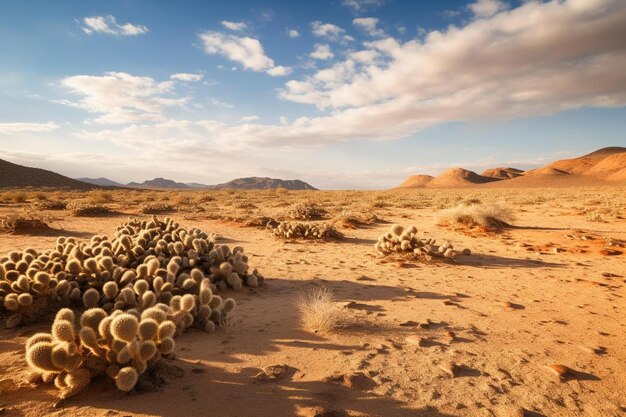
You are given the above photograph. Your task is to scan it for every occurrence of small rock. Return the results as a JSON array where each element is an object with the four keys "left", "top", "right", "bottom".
[
  {"left": 439, "top": 363, "right": 458, "bottom": 378},
  {"left": 546, "top": 364, "right": 570, "bottom": 379},
  {"left": 301, "top": 406, "right": 346, "bottom": 417},
  {"left": 405, "top": 335, "right": 422, "bottom": 346},
  {"left": 400, "top": 320, "right": 419, "bottom": 327},
  {"left": 325, "top": 372, "right": 376, "bottom": 390},
  {"left": 0, "top": 379, "right": 14, "bottom": 394},
  {"left": 256, "top": 364, "right": 291, "bottom": 380}
]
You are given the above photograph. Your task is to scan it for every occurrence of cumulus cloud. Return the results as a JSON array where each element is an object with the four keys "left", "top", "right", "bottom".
[
  {"left": 79, "top": 15, "right": 148, "bottom": 36},
  {"left": 310, "top": 44, "right": 334, "bottom": 60},
  {"left": 311, "top": 21, "right": 346, "bottom": 41},
  {"left": 59, "top": 0, "right": 626, "bottom": 159},
  {"left": 469, "top": 0, "right": 509, "bottom": 18},
  {"left": 241, "top": 115, "right": 260, "bottom": 122},
  {"left": 199, "top": 31, "right": 290, "bottom": 76},
  {"left": 352, "top": 17, "right": 385, "bottom": 36},
  {"left": 221, "top": 20, "right": 247, "bottom": 31},
  {"left": 170, "top": 73, "right": 204, "bottom": 82},
  {"left": 288, "top": 29, "right": 300, "bottom": 38},
  {"left": 59, "top": 72, "right": 188, "bottom": 124},
  {"left": 0, "top": 122, "right": 59, "bottom": 134},
  {"left": 341, "top": 0, "right": 385, "bottom": 12},
  {"left": 280, "top": 0, "right": 626, "bottom": 125}
]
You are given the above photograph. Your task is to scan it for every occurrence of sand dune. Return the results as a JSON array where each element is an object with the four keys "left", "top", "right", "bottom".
[
  {"left": 481, "top": 167, "right": 524, "bottom": 180},
  {"left": 397, "top": 174, "right": 434, "bottom": 188},
  {"left": 397, "top": 147, "right": 626, "bottom": 188}
]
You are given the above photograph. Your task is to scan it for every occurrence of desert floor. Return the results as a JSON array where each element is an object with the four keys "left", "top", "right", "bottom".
[{"left": 0, "top": 187, "right": 625, "bottom": 417}]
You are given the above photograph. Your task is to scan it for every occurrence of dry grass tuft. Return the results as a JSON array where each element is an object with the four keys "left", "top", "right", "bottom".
[
  {"left": 87, "top": 190, "right": 114, "bottom": 204},
  {"left": 437, "top": 201, "right": 515, "bottom": 231},
  {"left": 297, "top": 286, "right": 343, "bottom": 334},
  {"left": 287, "top": 202, "right": 327, "bottom": 220}
]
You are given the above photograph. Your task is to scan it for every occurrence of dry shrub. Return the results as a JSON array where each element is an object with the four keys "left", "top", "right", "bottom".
[
  {"left": 298, "top": 286, "right": 343, "bottom": 334},
  {"left": 0, "top": 211, "right": 52, "bottom": 233},
  {"left": 8, "top": 191, "right": 28, "bottom": 203},
  {"left": 336, "top": 211, "right": 379, "bottom": 228},
  {"left": 269, "top": 221, "right": 343, "bottom": 240},
  {"left": 437, "top": 201, "right": 514, "bottom": 231},
  {"left": 87, "top": 190, "right": 114, "bottom": 204},
  {"left": 67, "top": 201, "right": 112, "bottom": 217},
  {"left": 287, "top": 202, "right": 327, "bottom": 220},
  {"left": 140, "top": 202, "right": 175, "bottom": 214},
  {"left": 37, "top": 200, "right": 67, "bottom": 210}
]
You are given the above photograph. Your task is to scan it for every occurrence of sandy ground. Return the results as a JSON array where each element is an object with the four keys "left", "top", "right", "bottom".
[{"left": 0, "top": 188, "right": 625, "bottom": 417}]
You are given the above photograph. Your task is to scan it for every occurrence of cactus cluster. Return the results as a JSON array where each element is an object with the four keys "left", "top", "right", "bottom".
[
  {"left": 268, "top": 221, "right": 343, "bottom": 240},
  {"left": 4, "top": 216, "right": 257, "bottom": 397},
  {"left": 66, "top": 202, "right": 112, "bottom": 217},
  {"left": 0, "top": 216, "right": 261, "bottom": 328},
  {"left": 25, "top": 305, "right": 180, "bottom": 398},
  {"left": 286, "top": 203, "right": 327, "bottom": 220},
  {"left": 375, "top": 224, "right": 468, "bottom": 260}
]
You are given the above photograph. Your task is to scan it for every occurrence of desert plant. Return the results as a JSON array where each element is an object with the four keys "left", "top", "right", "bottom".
[
  {"left": 87, "top": 190, "right": 114, "bottom": 204},
  {"left": 67, "top": 201, "right": 112, "bottom": 217},
  {"left": 297, "top": 286, "right": 343, "bottom": 334},
  {"left": 375, "top": 224, "right": 468, "bottom": 261},
  {"left": 287, "top": 202, "right": 327, "bottom": 220},
  {"left": 437, "top": 201, "right": 514, "bottom": 231},
  {"left": 269, "top": 221, "right": 343, "bottom": 240},
  {"left": 0, "top": 212, "right": 52, "bottom": 233},
  {"left": 139, "top": 202, "right": 175, "bottom": 214},
  {"left": 9, "top": 191, "right": 28, "bottom": 203},
  {"left": 37, "top": 200, "right": 67, "bottom": 210}
]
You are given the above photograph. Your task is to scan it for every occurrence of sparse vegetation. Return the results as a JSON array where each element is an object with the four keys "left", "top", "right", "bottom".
[
  {"left": 269, "top": 221, "right": 343, "bottom": 240},
  {"left": 67, "top": 201, "right": 112, "bottom": 216},
  {"left": 375, "top": 224, "right": 467, "bottom": 261},
  {"left": 0, "top": 212, "right": 52, "bottom": 233},
  {"left": 297, "top": 286, "right": 343, "bottom": 334},
  {"left": 140, "top": 202, "right": 175, "bottom": 214},
  {"left": 37, "top": 200, "right": 67, "bottom": 210},
  {"left": 287, "top": 202, "right": 327, "bottom": 220},
  {"left": 1, "top": 216, "right": 263, "bottom": 398},
  {"left": 437, "top": 201, "right": 514, "bottom": 231}
]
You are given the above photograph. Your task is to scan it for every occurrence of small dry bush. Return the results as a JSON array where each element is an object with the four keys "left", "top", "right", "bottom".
[
  {"left": 8, "top": 191, "right": 28, "bottom": 203},
  {"left": 437, "top": 201, "right": 514, "bottom": 231},
  {"left": 87, "top": 190, "right": 114, "bottom": 204},
  {"left": 336, "top": 211, "right": 379, "bottom": 229},
  {"left": 31, "top": 192, "right": 48, "bottom": 201},
  {"left": 67, "top": 201, "right": 112, "bottom": 216},
  {"left": 269, "top": 221, "right": 343, "bottom": 240},
  {"left": 37, "top": 200, "right": 67, "bottom": 210},
  {"left": 298, "top": 286, "right": 343, "bottom": 334},
  {"left": 287, "top": 202, "right": 327, "bottom": 220},
  {"left": 140, "top": 202, "right": 175, "bottom": 214},
  {"left": 0, "top": 211, "right": 52, "bottom": 233}
]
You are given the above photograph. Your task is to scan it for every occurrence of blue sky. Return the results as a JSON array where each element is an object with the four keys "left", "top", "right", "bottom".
[{"left": 0, "top": 0, "right": 625, "bottom": 189}]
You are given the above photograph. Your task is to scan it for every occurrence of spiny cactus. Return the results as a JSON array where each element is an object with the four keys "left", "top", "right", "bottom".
[
  {"left": 2, "top": 216, "right": 265, "bottom": 398},
  {"left": 375, "top": 224, "right": 470, "bottom": 261},
  {"left": 268, "top": 221, "right": 343, "bottom": 241}
]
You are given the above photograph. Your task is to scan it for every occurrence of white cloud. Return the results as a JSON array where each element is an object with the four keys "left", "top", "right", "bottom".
[
  {"left": 59, "top": 72, "right": 188, "bottom": 124},
  {"left": 170, "top": 73, "right": 204, "bottom": 82},
  {"left": 199, "top": 31, "right": 290, "bottom": 76},
  {"left": 310, "top": 44, "right": 334, "bottom": 60},
  {"left": 341, "top": 0, "right": 385, "bottom": 12},
  {"left": 79, "top": 15, "right": 148, "bottom": 36},
  {"left": 45, "top": 0, "right": 626, "bottom": 164},
  {"left": 469, "top": 0, "right": 508, "bottom": 18},
  {"left": 280, "top": 0, "right": 626, "bottom": 131},
  {"left": 221, "top": 20, "right": 247, "bottom": 31},
  {"left": 311, "top": 21, "right": 345, "bottom": 41},
  {"left": 288, "top": 29, "right": 300, "bottom": 38},
  {"left": 267, "top": 65, "right": 292, "bottom": 76},
  {"left": 241, "top": 115, "right": 260, "bottom": 122},
  {"left": 353, "top": 17, "right": 385, "bottom": 37},
  {"left": 0, "top": 122, "right": 59, "bottom": 134},
  {"left": 208, "top": 98, "right": 234, "bottom": 108}
]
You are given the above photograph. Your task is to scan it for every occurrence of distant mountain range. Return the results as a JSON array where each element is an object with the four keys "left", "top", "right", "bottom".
[
  {"left": 76, "top": 176, "right": 317, "bottom": 190},
  {"left": 396, "top": 147, "right": 626, "bottom": 188}
]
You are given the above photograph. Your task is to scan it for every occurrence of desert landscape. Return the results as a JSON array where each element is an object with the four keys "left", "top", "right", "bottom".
[
  {"left": 0, "top": 146, "right": 624, "bottom": 417},
  {"left": 2, "top": 0, "right": 626, "bottom": 416}
]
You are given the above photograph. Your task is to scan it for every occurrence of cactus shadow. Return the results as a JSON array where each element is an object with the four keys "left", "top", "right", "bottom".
[
  {"left": 454, "top": 254, "right": 565, "bottom": 269},
  {"left": 69, "top": 358, "right": 457, "bottom": 417}
]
